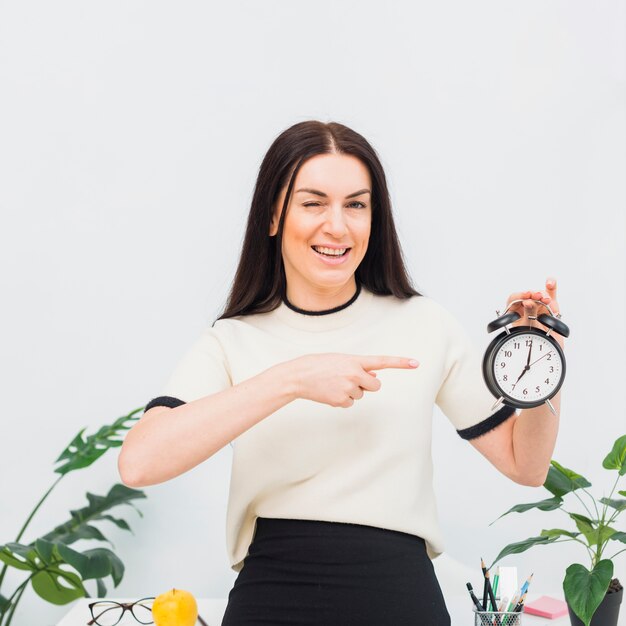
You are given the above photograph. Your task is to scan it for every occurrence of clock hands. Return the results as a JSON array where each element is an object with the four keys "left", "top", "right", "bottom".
[
  {"left": 511, "top": 339, "right": 533, "bottom": 389},
  {"left": 529, "top": 351, "right": 553, "bottom": 368},
  {"left": 510, "top": 340, "right": 555, "bottom": 391},
  {"left": 512, "top": 366, "right": 528, "bottom": 388}
]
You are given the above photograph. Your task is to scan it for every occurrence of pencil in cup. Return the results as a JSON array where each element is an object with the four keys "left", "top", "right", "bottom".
[{"left": 472, "top": 608, "right": 522, "bottom": 626}]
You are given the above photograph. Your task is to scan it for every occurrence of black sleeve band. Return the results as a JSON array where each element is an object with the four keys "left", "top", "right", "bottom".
[
  {"left": 456, "top": 404, "right": 517, "bottom": 440},
  {"left": 145, "top": 396, "right": 187, "bottom": 412}
]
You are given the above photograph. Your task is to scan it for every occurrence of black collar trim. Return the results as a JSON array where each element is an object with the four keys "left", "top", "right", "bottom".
[{"left": 282, "top": 281, "right": 362, "bottom": 316}]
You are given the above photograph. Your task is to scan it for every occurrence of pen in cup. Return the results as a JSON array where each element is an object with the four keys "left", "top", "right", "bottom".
[
  {"left": 466, "top": 582, "right": 484, "bottom": 611},
  {"left": 493, "top": 566, "right": 500, "bottom": 602},
  {"left": 481, "top": 559, "right": 501, "bottom": 626},
  {"left": 481, "top": 558, "right": 489, "bottom": 610}
]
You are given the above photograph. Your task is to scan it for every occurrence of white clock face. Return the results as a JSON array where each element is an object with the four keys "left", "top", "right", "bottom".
[{"left": 493, "top": 332, "right": 563, "bottom": 403}]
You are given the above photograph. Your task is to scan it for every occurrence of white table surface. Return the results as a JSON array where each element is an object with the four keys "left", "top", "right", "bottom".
[{"left": 56, "top": 591, "right": 622, "bottom": 625}]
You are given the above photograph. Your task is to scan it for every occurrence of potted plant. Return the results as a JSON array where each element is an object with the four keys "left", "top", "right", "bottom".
[
  {"left": 487, "top": 434, "right": 626, "bottom": 626},
  {"left": 0, "top": 407, "right": 148, "bottom": 626}
]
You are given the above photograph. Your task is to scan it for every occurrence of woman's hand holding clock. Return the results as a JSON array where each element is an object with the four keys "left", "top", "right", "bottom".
[
  {"left": 482, "top": 276, "right": 566, "bottom": 411},
  {"left": 505, "top": 277, "right": 564, "bottom": 351}
]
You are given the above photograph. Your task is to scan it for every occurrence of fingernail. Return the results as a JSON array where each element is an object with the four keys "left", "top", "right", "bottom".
[{"left": 409, "top": 359, "right": 419, "bottom": 367}]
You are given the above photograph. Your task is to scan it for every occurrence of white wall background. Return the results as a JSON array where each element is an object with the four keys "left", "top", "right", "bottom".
[{"left": 1, "top": 1, "right": 624, "bottom": 624}]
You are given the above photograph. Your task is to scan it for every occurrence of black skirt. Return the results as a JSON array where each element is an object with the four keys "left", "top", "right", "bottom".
[{"left": 220, "top": 517, "right": 451, "bottom": 626}]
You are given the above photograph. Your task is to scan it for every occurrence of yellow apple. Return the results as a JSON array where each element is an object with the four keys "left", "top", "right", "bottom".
[{"left": 152, "top": 588, "right": 198, "bottom": 626}]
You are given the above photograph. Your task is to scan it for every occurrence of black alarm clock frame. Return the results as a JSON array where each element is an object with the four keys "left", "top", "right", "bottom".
[{"left": 482, "top": 298, "right": 570, "bottom": 416}]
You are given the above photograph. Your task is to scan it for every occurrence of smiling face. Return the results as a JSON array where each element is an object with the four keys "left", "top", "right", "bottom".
[{"left": 269, "top": 152, "right": 372, "bottom": 310}]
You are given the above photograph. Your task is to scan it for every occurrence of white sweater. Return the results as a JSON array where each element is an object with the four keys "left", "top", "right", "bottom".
[{"left": 147, "top": 283, "right": 516, "bottom": 573}]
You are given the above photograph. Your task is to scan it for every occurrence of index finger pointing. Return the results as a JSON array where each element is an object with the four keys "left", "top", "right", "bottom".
[{"left": 359, "top": 355, "right": 420, "bottom": 370}]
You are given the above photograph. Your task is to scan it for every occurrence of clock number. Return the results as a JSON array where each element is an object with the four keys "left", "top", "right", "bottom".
[
  {"left": 535, "top": 386, "right": 540, "bottom": 393},
  {"left": 504, "top": 350, "right": 512, "bottom": 357},
  {"left": 501, "top": 362, "right": 506, "bottom": 368},
  {"left": 503, "top": 374, "right": 508, "bottom": 381},
  {"left": 545, "top": 378, "right": 550, "bottom": 385},
  {"left": 549, "top": 366, "right": 554, "bottom": 373},
  {"left": 547, "top": 354, "right": 552, "bottom": 360},
  {"left": 526, "top": 339, "right": 532, "bottom": 347},
  {"left": 523, "top": 388, "right": 528, "bottom": 395},
  {"left": 514, "top": 342, "right": 520, "bottom": 349}
]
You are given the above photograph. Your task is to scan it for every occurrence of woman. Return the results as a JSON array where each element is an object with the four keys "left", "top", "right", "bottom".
[{"left": 119, "top": 120, "right": 563, "bottom": 625}]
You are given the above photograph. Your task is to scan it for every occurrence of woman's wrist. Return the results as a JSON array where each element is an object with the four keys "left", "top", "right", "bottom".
[{"left": 267, "top": 359, "right": 301, "bottom": 404}]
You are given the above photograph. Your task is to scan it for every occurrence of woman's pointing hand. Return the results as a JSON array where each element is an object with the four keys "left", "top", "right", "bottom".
[{"left": 290, "top": 353, "right": 419, "bottom": 408}]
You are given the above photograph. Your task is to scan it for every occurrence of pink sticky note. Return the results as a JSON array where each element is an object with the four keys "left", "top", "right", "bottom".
[{"left": 524, "top": 595, "right": 569, "bottom": 618}]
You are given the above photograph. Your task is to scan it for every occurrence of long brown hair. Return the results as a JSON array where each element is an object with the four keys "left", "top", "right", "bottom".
[{"left": 214, "top": 120, "right": 423, "bottom": 323}]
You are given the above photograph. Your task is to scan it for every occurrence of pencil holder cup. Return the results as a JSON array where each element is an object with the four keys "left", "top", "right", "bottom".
[{"left": 472, "top": 608, "right": 523, "bottom": 625}]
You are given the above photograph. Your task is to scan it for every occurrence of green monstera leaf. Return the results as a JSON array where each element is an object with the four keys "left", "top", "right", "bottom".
[
  {"left": 31, "top": 565, "right": 86, "bottom": 605},
  {"left": 33, "top": 538, "right": 124, "bottom": 587},
  {"left": 0, "top": 594, "right": 10, "bottom": 613},
  {"left": 0, "top": 542, "right": 86, "bottom": 606},
  {"left": 0, "top": 544, "right": 36, "bottom": 571},
  {"left": 39, "top": 484, "right": 146, "bottom": 547},
  {"left": 53, "top": 408, "right": 144, "bottom": 476},
  {"left": 563, "top": 560, "right": 613, "bottom": 626},
  {"left": 0, "top": 483, "right": 144, "bottom": 615},
  {"left": 0, "top": 408, "right": 149, "bottom": 625},
  {"left": 57, "top": 545, "right": 124, "bottom": 586}
]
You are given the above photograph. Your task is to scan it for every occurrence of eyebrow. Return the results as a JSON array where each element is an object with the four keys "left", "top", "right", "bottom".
[{"left": 295, "top": 188, "right": 371, "bottom": 199}]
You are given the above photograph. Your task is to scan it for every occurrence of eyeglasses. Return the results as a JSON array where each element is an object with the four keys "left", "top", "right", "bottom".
[
  {"left": 88, "top": 598, "right": 155, "bottom": 626},
  {"left": 87, "top": 598, "right": 210, "bottom": 626}
]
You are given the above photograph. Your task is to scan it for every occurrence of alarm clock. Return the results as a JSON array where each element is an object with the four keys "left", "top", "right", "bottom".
[{"left": 482, "top": 299, "right": 570, "bottom": 415}]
